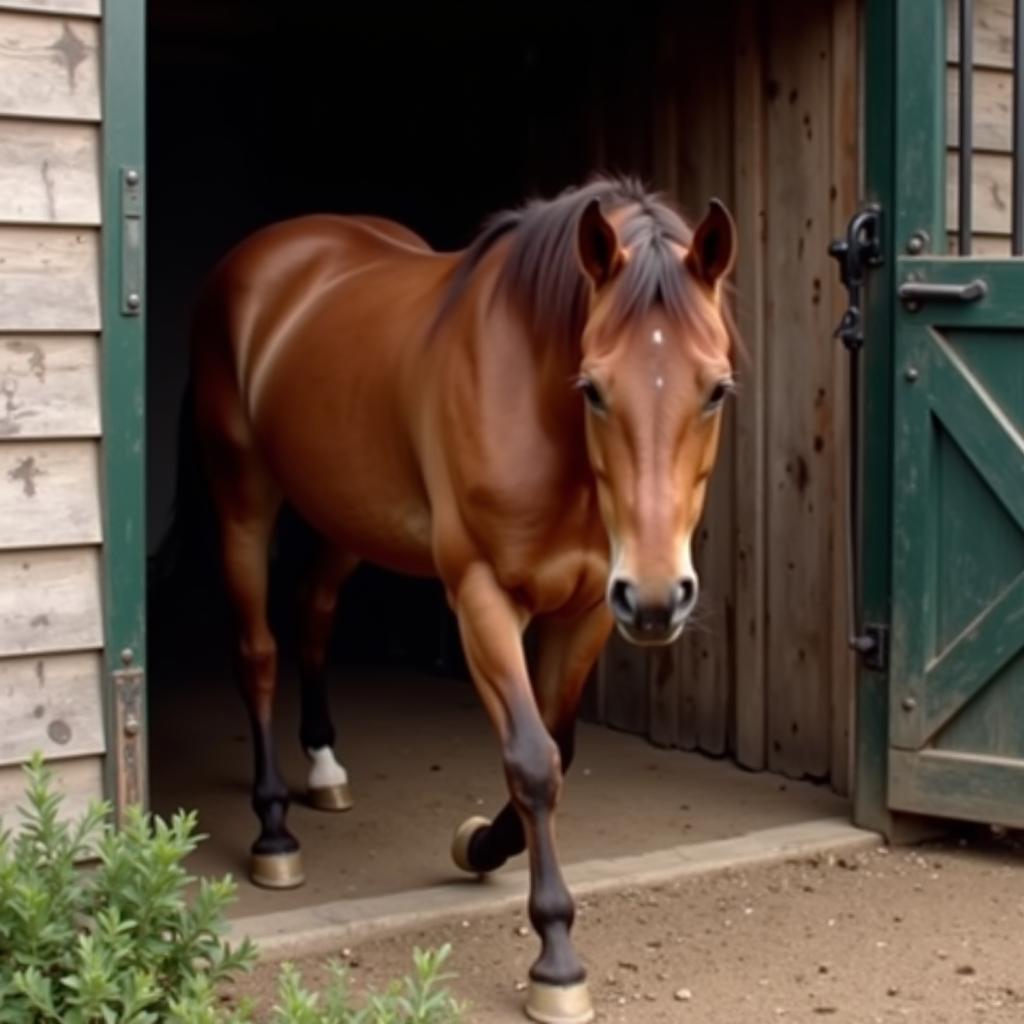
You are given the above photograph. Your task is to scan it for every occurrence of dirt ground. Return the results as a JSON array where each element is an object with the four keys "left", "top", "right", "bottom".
[
  {"left": 150, "top": 660, "right": 845, "bottom": 917},
  {"left": 232, "top": 834, "right": 1024, "bottom": 1023}
]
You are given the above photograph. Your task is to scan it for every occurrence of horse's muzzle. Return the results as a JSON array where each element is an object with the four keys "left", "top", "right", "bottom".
[{"left": 608, "top": 575, "right": 697, "bottom": 646}]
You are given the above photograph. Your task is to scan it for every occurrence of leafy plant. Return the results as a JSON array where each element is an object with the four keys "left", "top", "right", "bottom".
[
  {"left": 0, "top": 754, "right": 467, "bottom": 1023},
  {"left": 0, "top": 752, "right": 256, "bottom": 1023},
  {"left": 269, "top": 946, "right": 467, "bottom": 1024}
]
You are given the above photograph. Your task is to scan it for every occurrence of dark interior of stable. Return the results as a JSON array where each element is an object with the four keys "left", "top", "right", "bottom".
[
  {"left": 146, "top": 0, "right": 677, "bottom": 668},
  {"left": 143, "top": 1, "right": 845, "bottom": 914}
]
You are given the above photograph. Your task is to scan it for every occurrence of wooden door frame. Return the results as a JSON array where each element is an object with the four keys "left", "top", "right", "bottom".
[
  {"left": 100, "top": 0, "right": 147, "bottom": 820},
  {"left": 853, "top": 0, "right": 898, "bottom": 838}
]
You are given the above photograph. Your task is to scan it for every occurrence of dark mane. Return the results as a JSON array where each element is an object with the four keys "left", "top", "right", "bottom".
[{"left": 433, "top": 175, "right": 725, "bottom": 348}]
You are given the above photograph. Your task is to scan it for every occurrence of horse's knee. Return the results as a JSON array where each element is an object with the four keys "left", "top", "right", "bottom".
[{"left": 504, "top": 729, "right": 562, "bottom": 812}]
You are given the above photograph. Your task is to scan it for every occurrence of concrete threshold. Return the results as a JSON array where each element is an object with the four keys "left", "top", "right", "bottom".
[{"left": 231, "top": 817, "right": 879, "bottom": 963}]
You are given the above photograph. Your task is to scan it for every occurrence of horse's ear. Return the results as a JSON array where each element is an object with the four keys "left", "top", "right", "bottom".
[
  {"left": 577, "top": 198, "right": 623, "bottom": 288},
  {"left": 685, "top": 198, "right": 737, "bottom": 289}
]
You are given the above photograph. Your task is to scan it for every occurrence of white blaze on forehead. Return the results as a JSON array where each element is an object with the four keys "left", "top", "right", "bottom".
[
  {"left": 655, "top": 375, "right": 664, "bottom": 389},
  {"left": 652, "top": 329, "right": 664, "bottom": 345}
]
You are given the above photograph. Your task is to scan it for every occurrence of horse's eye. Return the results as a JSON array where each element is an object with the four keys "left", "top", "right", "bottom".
[
  {"left": 576, "top": 377, "right": 608, "bottom": 415},
  {"left": 705, "top": 378, "right": 734, "bottom": 412}
]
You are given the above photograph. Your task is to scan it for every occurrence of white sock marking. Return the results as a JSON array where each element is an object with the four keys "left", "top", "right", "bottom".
[{"left": 307, "top": 746, "right": 349, "bottom": 790}]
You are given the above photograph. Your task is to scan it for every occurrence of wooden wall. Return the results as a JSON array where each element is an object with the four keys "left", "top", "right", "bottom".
[
  {"left": 0, "top": 0, "right": 106, "bottom": 822},
  {"left": 947, "top": 0, "right": 1016, "bottom": 253},
  {"left": 583, "top": 0, "right": 861, "bottom": 793}
]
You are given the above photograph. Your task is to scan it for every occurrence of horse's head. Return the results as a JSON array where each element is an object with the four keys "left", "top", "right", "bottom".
[{"left": 574, "top": 196, "right": 737, "bottom": 646}]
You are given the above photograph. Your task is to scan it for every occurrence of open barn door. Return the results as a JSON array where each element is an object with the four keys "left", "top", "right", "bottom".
[
  {"left": 854, "top": 1, "right": 1024, "bottom": 833},
  {"left": 100, "top": 0, "right": 147, "bottom": 820}
]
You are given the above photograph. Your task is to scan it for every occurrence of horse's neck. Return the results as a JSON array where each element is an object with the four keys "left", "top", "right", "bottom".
[{"left": 443, "top": 264, "right": 593, "bottom": 494}]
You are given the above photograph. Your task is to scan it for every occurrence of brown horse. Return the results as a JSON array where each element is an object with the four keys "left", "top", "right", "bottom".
[{"left": 188, "top": 176, "right": 737, "bottom": 1024}]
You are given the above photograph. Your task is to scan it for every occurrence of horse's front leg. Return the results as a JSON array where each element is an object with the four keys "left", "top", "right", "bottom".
[
  {"left": 452, "top": 563, "right": 599, "bottom": 1024},
  {"left": 452, "top": 603, "right": 613, "bottom": 877}
]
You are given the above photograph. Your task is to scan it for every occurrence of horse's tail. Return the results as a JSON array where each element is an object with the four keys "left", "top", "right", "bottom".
[{"left": 147, "top": 373, "right": 217, "bottom": 591}]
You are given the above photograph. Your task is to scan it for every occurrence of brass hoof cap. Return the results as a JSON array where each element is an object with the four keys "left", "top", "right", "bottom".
[
  {"left": 249, "top": 849, "right": 305, "bottom": 889},
  {"left": 525, "top": 980, "right": 594, "bottom": 1024},
  {"left": 308, "top": 782, "right": 354, "bottom": 811},
  {"left": 451, "top": 815, "right": 491, "bottom": 873}
]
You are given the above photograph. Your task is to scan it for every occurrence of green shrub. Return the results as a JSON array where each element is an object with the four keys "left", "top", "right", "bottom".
[
  {"left": 268, "top": 946, "right": 467, "bottom": 1024},
  {"left": 0, "top": 752, "right": 256, "bottom": 1023},
  {"left": 0, "top": 754, "right": 467, "bottom": 1024}
]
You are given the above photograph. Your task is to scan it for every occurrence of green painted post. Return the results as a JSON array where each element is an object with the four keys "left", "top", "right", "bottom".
[
  {"left": 853, "top": 0, "right": 896, "bottom": 836},
  {"left": 100, "top": 0, "right": 147, "bottom": 819}
]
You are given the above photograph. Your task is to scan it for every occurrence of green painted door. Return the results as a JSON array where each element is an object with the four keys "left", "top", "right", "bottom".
[
  {"left": 882, "top": 5, "right": 1024, "bottom": 827},
  {"left": 101, "top": 0, "right": 147, "bottom": 819}
]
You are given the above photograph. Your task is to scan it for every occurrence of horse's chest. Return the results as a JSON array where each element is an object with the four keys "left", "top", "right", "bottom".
[{"left": 482, "top": 497, "right": 609, "bottom": 614}]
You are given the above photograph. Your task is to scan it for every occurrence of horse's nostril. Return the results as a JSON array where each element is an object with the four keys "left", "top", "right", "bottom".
[
  {"left": 675, "top": 576, "right": 698, "bottom": 613},
  {"left": 610, "top": 578, "right": 638, "bottom": 623}
]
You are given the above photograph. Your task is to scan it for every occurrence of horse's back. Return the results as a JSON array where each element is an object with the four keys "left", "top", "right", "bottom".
[{"left": 190, "top": 213, "right": 452, "bottom": 573}]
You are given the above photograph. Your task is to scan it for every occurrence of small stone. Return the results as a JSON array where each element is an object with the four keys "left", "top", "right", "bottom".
[
  {"left": 674, "top": 988, "right": 693, "bottom": 1002},
  {"left": 957, "top": 965, "right": 977, "bottom": 976},
  {"left": 515, "top": 981, "right": 528, "bottom": 992},
  {"left": 617, "top": 996, "right": 627, "bottom": 1006},
  {"left": 341, "top": 947, "right": 352, "bottom": 958},
  {"left": 818, "top": 964, "right": 830, "bottom": 975},
  {"left": 515, "top": 926, "right": 530, "bottom": 937},
  {"left": 887, "top": 987, "right": 899, "bottom": 997}
]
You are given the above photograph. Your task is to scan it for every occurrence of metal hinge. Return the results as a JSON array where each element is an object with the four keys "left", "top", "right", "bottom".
[
  {"left": 112, "top": 660, "right": 146, "bottom": 823},
  {"left": 120, "top": 167, "right": 143, "bottom": 316},
  {"left": 828, "top": 204, "right": 883, "bottom": 350},
  {"left": 851, "top": 623, "right": 889, "bottom": 674}
]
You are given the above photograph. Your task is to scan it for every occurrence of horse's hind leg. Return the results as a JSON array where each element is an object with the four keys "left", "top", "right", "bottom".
[
  {"left": 194, "top": 335, "right": 301, "bottom": 887},
  {"left": 297, "top": 546, "right": 359, "bottom": 810}
]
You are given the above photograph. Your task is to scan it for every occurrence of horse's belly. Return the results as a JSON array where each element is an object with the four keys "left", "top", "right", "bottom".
[
  {"left": 278, "top": 451, "right": 435, "bottom": 575},
  {"left": 252, "top": 364, "right": 436, "bottom": 575}
]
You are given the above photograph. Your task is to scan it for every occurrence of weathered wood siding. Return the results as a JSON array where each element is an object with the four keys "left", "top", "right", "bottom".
[
  {"left": 0, "top": 1, "right": 104, "bottom": 823},
  {"left": 947, "top": 0, "right": 1015, "bottom": 254}
]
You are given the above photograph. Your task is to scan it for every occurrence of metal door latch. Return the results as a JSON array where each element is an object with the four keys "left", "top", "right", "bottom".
[{"left": 828, "top": 205, "right": 884, "bottom": 350}]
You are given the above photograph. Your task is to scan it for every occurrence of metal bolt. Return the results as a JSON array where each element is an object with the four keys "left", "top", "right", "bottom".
[
  {"left": 126, "top": 292, "right": 141, "bottom": 310},
  {"left": 120, "top": 647, "right": 134, "bottom": 665},
  {"left": 904, "top": 366, "right": 919, "bottom": 382},
  {"left": 902, "top": 696, "right": 917, "bottom": 712},
  {"left": 906, "top": 232, "right": 927, "bottom": 255},
  {"left": 125, "top": 169, "right": 139, "bottom": 187},
  {"left": 124, "top": 715, "right": 139, "bottom": 737}
]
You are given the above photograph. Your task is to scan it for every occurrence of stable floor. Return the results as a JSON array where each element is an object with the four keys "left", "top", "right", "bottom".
[{"left": 149, "top": 599, "right": 847, "bottom": 919}]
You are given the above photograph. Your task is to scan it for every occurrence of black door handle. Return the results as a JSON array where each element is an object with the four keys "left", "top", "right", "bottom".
[{"left": 898, "top": 278, "right": 988, "bottom": 305}]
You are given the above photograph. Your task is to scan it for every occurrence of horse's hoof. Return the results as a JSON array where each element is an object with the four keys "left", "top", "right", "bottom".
[
  {"left": 525, "top": 980, "right": 594, "bottom": 1024},
  {"left": 308, "top": 782, "right": 354, "bottom": 811},
  {"left": 451, "top": 815, "right": 491, "bottom": 873},
  {"left": 249, "top": 849, "right": 305, "bottom": 889}
]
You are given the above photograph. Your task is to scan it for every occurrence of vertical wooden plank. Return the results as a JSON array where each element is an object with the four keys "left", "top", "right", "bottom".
[
  {"left": 828, "top": 0, "right": 861, "bottom": 795},
  {"left": 646, "top": 8, "right": 682, "bottom": 749},
  {"left": 764, "top": 0, "right": 834, "bottom": 779},
  {"left": 732, "top": 0, "right": 767, "bottom": 770},
  {"left": 598, "top": 630, "right": 649, "bottom": 735},
  {"left": 687, "top": 10, "right": 738, "bottom": 757}
]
